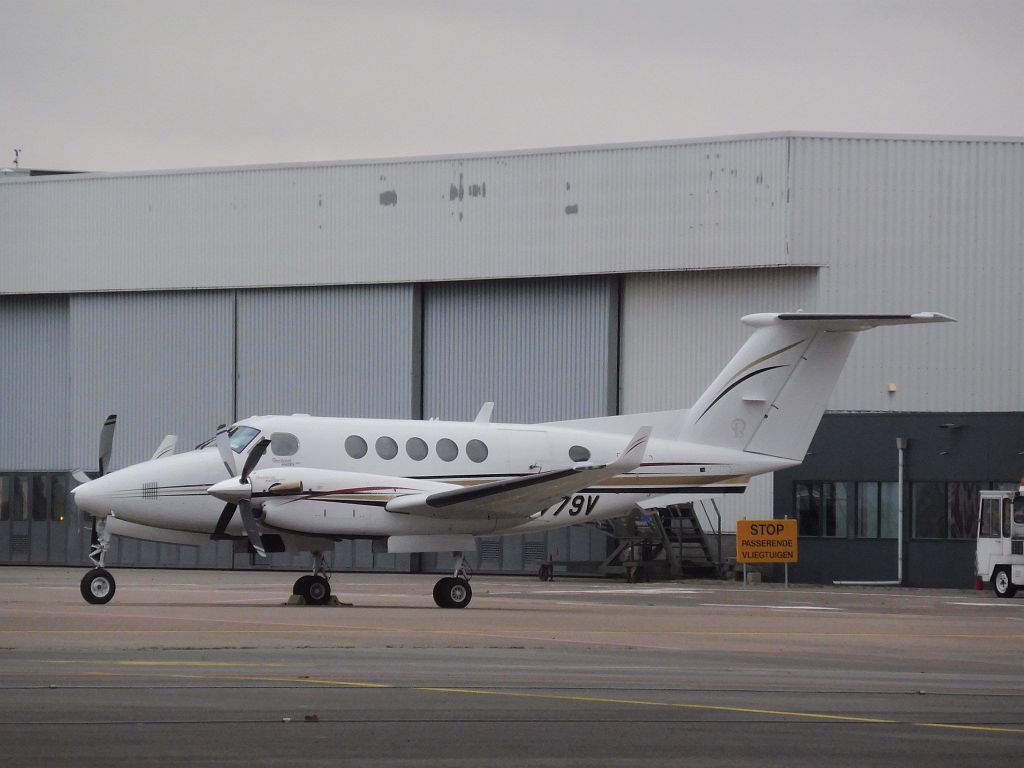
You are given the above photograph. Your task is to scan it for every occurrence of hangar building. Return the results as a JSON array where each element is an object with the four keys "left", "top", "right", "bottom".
[{"left": 1, "top": 132, "right": 1021, "bottom": 587}]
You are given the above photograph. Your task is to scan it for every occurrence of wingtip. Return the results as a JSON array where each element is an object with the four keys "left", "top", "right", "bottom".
[
  {"left": 617, "top": 426, "right": 652, "bottom": 471},
  {"left": 910, "top": 311, "right": 957, "bottom": 323}
]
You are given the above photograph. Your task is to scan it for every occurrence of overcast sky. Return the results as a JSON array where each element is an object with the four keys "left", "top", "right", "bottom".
[{"left": 2, "top": 0, "right": 1022, "bottom": 172}]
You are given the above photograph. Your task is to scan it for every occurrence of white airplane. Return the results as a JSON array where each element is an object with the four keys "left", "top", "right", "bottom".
[{"left": 72, "top": 311, "right": 953, "bottom": 608}]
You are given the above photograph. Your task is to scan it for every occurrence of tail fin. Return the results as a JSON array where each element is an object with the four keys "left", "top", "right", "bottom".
[{"left": 680, "top": 312, "right": 953, "bottom": 461}]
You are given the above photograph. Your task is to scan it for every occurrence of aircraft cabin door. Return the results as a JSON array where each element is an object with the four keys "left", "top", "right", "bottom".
[{"left": 497, "top": 429, "right": 551, "bottom": 475}]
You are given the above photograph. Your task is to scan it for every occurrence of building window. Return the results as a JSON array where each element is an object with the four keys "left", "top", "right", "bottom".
[
  {"left": 345, "top": 435, "right": 367, "bottom": 459},
  {"left": 406, "top": 437, "right": 428, "bottom": 461},
  {"left": 376, "top": 436, "right": 399, "bottom": 460},
  {"left": 52, "top": 476, "right": 67, "bottom": 522},
  {"left": 856, "top": 481, "right": 899, "bottom": 539},
  {"left": 948, "top": 482, "right": 982, "bottom": 539},
  {"left": 795, "top": 481, "right": 848, "bottom": 537},
  {"left": 31, "top": 476, "right": 49, "bottom": 522},
  {"left": 912, "top": 482, "right": 946, "bottom": 538}
]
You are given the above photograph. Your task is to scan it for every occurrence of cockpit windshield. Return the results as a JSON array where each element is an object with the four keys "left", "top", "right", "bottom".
[
  {"left": 229, "top": 426, "right": 260, "bottom": 453},
  {"left": 195, "top": 425, "right": 261, "bottom": 453}
]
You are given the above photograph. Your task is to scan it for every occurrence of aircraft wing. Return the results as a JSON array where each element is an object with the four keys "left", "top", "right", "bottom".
[{"left": 386, "top": 427, "right": 651, "bottom": 520}]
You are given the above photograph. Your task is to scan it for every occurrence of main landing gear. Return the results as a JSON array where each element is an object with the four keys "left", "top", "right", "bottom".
[
  {"left": 433, "top": 551, "right": 473, "bottom": 609},
  {"left": 81, "top": 517, "right": 116, "bottom": 605},
  {"left": 292, "top": 552, "right": 332, "bottom": 605}
]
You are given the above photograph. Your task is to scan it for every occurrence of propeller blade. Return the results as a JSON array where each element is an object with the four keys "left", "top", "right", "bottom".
[
  {"left": 71, "top": 469, "right": 92, "bottom": 485},
  {"left": 240, "top": 438, "right": 271, "bottom": 484},
  {"left": 237, "top": 500, "right": 266, "bottom": 557},
  {"left": 98, "top": 414, "right": 117, "bottom": 476},
  {"left": 211, "top": 502, "right": 237, "bottom": 538},
  {"left": 214, "top": 424, "right": 236, "bottom": 477}
]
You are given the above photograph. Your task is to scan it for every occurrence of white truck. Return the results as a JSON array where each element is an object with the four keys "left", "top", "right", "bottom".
[{"left": 976, "top": 490, "right": 1024, "bottom": 597}]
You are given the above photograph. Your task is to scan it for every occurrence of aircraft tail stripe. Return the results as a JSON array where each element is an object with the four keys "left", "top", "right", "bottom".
[{"left": 695, "top": 364, "right": 788, "bottom": 422}]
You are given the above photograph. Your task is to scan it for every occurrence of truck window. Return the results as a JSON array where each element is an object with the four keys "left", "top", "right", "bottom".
[
  {"left": 1014, "top": 496, "right": 1024, "bottom": 525},
  {"left": 979, "top": 498, "right": 1001, "bottom": 538},
  {"left": 1003, "top": 499, "right": 1013, "bottom": 538}
]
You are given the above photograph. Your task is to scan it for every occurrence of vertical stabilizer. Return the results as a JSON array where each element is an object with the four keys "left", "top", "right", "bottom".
[{"left": 680, "top": 312, "right": 953, "bottom": 461}]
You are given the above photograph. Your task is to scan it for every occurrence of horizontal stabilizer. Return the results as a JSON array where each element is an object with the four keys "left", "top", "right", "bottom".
[{"left": 746, "top": 311, "right": 955, "bottom": 329}]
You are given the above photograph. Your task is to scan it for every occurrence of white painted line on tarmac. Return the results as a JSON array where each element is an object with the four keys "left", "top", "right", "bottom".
[
  {"left": 700, "top": 603, "right": 842, "bottom": 612},
  {"left": 948, "top": 601, "right": 1024, "bottom": 608}
]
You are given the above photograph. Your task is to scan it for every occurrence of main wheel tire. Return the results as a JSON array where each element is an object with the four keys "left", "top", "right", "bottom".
[
  {"left": 538, "top": 563, "right": 553, "bottom": 581},
  {"left": 80, "top": 568, "right": 116, "bottom": 605},
  {"left": 302, "top": 575, "right": 331, "bottom": 605},
  {"left": 445, "top": 577, "right": 472, "bottom": 609},
  {"left": 993, "top": 567, "right": 1017, "bottom": 598},
  {"left": 293, "top": 575, "right": 314, "bottom": 595},
  {"left": 433, "top": 577, "right": 453, "bottom": 608}
]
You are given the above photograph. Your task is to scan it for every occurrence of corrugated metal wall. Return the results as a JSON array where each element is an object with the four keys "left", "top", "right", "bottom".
[
  {"left": 423, "top": 277, "right": 617, "bottom": 422},
  {"left": 423, "top": 277, "right": 619, "bottom": 570},
  {"left": 0, "top": 136, "right": 794, "bottom": 294},
  {"left": 68, "top": 292, "right": 235, "bottom": 468},
  {"left": 790, "top": 136, "right": 1024, "bottom": 411},
  {"left": 0, "top": 295, "right": 69, "bottom": 470},
  {"left": 236, "top": 285, "right": 417, "bottom": 419}
]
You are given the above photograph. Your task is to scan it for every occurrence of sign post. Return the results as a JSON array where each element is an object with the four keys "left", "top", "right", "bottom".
[{"left": 736, "top": 520, "right": 798, "bottom": 586}]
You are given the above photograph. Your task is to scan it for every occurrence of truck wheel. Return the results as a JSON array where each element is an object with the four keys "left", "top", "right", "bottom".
[{"left": 993, "top": 567, "right": 1017, "bottom": 598}]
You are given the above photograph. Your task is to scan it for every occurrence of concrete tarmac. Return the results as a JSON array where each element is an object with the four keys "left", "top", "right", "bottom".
[{"left": 1, "top": 566, "right": 1023, "bottom": 766}]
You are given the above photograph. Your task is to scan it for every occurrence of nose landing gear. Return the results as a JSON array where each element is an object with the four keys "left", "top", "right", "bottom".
[
  {"left": 81, "top": 517, "right": 116, "bottom": 605},
  {"left": 433, "top": 551, "right": 473, "bottom": 608}
]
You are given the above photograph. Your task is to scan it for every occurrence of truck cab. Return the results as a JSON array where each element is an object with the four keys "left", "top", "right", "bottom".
[{"left": 976, "top": 490, "right": 1024, "bottom": 597}]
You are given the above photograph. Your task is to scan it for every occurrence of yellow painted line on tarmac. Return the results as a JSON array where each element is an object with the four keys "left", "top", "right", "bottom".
[
  {"left": 419, "top": 686, "right": 896, "bottom": 724},
  {"left": 40, "top": 666, "right": 1023, "bottom": 736},
  {"left": 914, "top": 722, "right": 1024, "bottom": 735}
]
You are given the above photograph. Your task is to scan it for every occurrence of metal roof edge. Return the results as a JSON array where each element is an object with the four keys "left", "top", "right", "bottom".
[{"left": 6, "top": 130, "right": 1021, "bottom": 185}]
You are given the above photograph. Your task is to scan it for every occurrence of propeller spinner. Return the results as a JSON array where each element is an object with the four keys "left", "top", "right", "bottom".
[{"left": 210, "top": 428, "right": 271, "bottom": 557}]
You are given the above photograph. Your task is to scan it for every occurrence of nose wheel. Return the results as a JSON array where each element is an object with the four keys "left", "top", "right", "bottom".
[
  {"left": 80, "top": 517, "right": 116, "bottom": 604},
  {"left": 433, "top": 551, "right": 473, "bottom": 608},
  {"left": 81, "top": 567, "right": 116, "bottom": 604}
]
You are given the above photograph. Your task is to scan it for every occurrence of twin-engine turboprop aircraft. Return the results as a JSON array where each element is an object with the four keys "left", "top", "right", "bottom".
[{"left": 72, "top": 312, "right": 953, "bottom": 608}]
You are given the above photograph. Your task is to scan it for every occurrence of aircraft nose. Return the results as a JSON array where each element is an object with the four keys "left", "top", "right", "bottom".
[{"left": 72, "top": 476, "right": 111, "bottom": 515}]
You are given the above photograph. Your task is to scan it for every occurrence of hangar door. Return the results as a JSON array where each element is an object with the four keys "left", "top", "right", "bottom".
[{"left": 422, "top": 277, "right": 618, "bottom": 574}]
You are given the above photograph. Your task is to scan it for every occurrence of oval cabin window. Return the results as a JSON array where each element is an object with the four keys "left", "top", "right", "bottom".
[
  {"left": 466, "top": 439, "right": 488, "bottom": 463},
  {"left": 436, "top": 438, "right": 459, "bottom": 462},
  {"left": 270, "top": 432, "right": 299, "bottom": 457},
  {"left": 406, "top": 437, "right": 428, "bottom": 461},
  {"left": 376, "top": 436, "right": 399, "bottom": 460},
  {"left": 568, "top": 445, "right": 591, "bottom": 462},
  {"left": 345, "top": 435, "right": 368, "bottom": 459}
]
